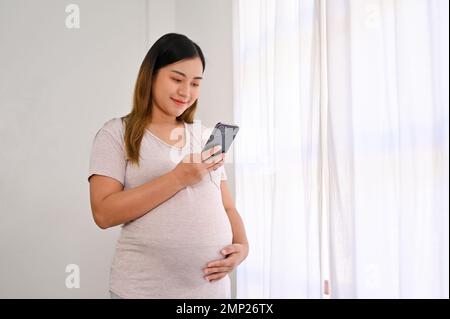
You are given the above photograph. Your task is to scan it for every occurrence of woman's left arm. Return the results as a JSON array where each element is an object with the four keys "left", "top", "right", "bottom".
[{"left": 203, "top": 180, "right": 249, "bottom": 282}]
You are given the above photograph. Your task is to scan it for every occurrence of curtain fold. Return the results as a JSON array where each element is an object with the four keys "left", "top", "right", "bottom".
[
  {"left": 233, "top": 0, "right": 322, "bottom": 298},
  {"left": 233, "top": 0, "right": 449, "bottom": 299},
  {"left": 326, "top": 0, "right": 449, "bottom": 298}
]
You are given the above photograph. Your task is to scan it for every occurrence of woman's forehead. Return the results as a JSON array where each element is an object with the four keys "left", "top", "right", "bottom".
[{"left": 164, "top": 58, "right": 203, "bottom": 77}]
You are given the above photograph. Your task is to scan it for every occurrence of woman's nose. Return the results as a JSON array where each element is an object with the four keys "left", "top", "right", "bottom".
[{"left": 177, "top": 82, "right": 190, "bottom": 97}]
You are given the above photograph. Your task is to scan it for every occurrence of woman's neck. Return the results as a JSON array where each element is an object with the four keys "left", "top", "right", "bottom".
[{"left": 148, "top": 113, "right": 181, "bottom": 127}]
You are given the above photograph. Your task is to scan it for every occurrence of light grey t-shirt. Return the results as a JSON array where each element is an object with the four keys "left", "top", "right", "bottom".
[{"left": 88, "top": 118, "right": 232, "bottom": 299}]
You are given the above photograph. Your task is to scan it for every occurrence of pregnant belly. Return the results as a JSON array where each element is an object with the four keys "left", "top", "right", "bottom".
[
  {"left": 113, "top": 233, "right": 232, "bottom": 290},
  {"left": 113, "top": 208, "right": 233, "bottom": 290},
  {"left": 111, "top": 181, "right": 233, "bottom": 292}
]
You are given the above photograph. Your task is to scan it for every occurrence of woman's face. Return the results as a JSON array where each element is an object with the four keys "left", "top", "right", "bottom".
[{"left": 151, "top": 57, "right": 203, "bottom": 119}]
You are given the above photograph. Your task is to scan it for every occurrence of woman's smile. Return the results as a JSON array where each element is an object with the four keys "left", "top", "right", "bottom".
[{"left": 171, "top": 97, "right": 188, "bottom": 106}]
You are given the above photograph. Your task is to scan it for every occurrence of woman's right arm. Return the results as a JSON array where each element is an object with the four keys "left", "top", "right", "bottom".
[
  {"left": 89, "top": 171, "right": 184, "bottom": 229},
  {"left": 89, "top": 145, "right": 224, "bottom": 229}
]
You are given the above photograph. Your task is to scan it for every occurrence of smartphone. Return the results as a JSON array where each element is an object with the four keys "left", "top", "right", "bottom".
[{"left": 202, "top": 122, "right": 239, "bottom": 159}]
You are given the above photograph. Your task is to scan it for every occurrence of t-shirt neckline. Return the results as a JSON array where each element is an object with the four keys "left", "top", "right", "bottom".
[{"left": 145, "top": 122, "right": 189, "bottom": 150}]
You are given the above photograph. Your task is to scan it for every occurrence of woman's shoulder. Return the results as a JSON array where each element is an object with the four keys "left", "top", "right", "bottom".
[
  {"left": 102, "top": 117, "right": 124, "bottom": 130},
  {"left": 97, "top": 117, "right": 125, "bottom": 142}
]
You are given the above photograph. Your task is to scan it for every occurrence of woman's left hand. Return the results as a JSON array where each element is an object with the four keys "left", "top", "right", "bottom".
[{"left": 203, "top": 243, "right": 249, "bottom": 283}]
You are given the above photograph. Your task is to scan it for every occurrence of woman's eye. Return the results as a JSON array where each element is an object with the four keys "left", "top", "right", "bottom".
[{"left": 172, "top": 78, "right": 199, "bottom": 87}]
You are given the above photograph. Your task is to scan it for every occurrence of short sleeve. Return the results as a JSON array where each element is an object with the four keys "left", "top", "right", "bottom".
[
  {"left": 221, "top": 165, "right": 228, "bottom": 181},
  {"left": 88, "top": 128, "right": 126, "bottom": 185}
]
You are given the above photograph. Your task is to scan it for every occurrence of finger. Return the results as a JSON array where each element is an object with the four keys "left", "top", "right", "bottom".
[
  {"left": 202, "top": 151, "right": 222, "bottom": 164},
  {"left": 212, "top": 152, "right": 226, "bottom": 165},
  {"left": 203, "top": 153, "right": 224, "bottom": 165},
  {"left": 202, "top": 145, "right": 222, "bottom": 162},
  {"left": 209, "top": 144, "right": 222, "bottom": 156},
  {"left": 221, "top": 244, "right": 240, "bottom": 256},
  {"left": 207, "top": 155, "right": 224, "bottom": 168},
  {"left": 215, "top": 254, "right": 239, "bottom": 268},
  {"left": 206, "top": 258, "right": 231, "bottom": 268},
  {"left": 207, "top": 159, "right": 224, "bottom": 172},
  {"left": 203, "top": 266, "right": 232, "bottom": 275},
  {"left": 205, "top": 272, "right": 228, "bottom": 282},
  {"left": 202, "top": 145, "right": 221, "bottom": 159}
]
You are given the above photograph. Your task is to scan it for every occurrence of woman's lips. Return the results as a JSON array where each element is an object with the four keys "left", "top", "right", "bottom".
[{"left": 171, "top": 98, "right": 188, "bottom": 106}]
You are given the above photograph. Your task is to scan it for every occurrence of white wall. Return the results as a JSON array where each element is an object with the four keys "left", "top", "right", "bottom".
[{"left": 0, "top": 0, "right": 235, "bottom": 298}]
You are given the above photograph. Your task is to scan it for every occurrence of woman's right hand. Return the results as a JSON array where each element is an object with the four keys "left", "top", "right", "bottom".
[{"left": 171, "top": 145, "right": 224, "bottom": 188}]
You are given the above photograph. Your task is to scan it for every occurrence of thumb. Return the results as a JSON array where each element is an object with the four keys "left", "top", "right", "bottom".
[{"left": 221, "top": 245, "right": 237, "bottom": 256}]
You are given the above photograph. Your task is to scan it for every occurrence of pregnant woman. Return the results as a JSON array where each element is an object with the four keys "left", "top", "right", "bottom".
[{"left": 87, "top": 33, "right": 249, "bottom": 299}]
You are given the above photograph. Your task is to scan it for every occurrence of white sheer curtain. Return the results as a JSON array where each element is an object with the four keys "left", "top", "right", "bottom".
[
  {"left": 233, "top": 0, "right": 449, "bottom": 299},
  {"left": 326, "top": 0, "right": 449, "bottom": 298},
  {"left": 232, "top": 0, "right": 323, "bottom": 298}
]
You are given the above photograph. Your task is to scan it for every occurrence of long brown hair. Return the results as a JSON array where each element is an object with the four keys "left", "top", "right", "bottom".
[{"left": 121, "top": 33, "right": 206, "bottom": 167}]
